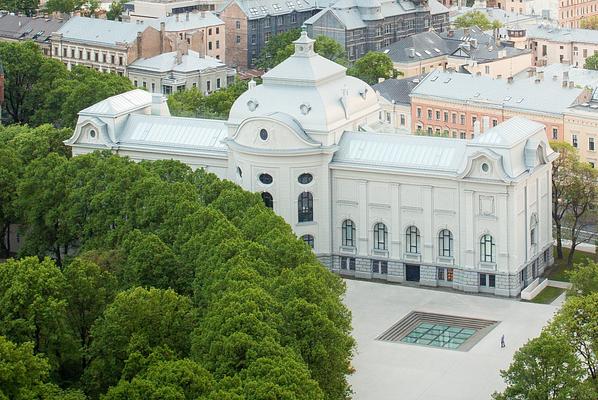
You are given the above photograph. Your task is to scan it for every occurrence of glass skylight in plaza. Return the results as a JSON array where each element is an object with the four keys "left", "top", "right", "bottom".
[{"left": 400, "top": 322, "right": 476, "bottom": 349}]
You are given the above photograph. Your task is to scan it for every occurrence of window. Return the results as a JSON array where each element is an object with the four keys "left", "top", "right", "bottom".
[
  {"left": 207, "top": 80, "right": 211, "bottom": 92},
  {"left": 435, "top": 110, "right": 440, "bottom": 120},
  {"left": 443, "top": 111, "right": 448, "bottom": 122},
  {"left": 372, "top": 260, "right": 388, "bottom": 274},
  {"left": 492, "top": 119, "right": 498, "bottom": 127},
  {"left": 460, "top": 132, "right": 466, "bottom": 139},
  {"left": 216, "top": 40, "right": 220, "bottom": 49},
  {"left": 291, "top": 13, "right": 297, "bottom": 23},
  {"left": 373, "top": 223, "right": 388, "bottom": 250},
  {"left": 236, "top": 20, "right": 241, "bottom": 29},
  {"left": 552, "top": 128, "right": 558, "bottom": 140},
  {"left": 437, "top": 267, "right": 454, "bottom": 281},
  {"left": 209, "top": 41, "right": 213, "bottom": 50},
  {"left": 79, "top": 50, "right": 83, "bottom": 59},
  {"left": 573, "top": 134, "right": 578, "bottom": 148},
  {"left": 216, "top": 78, "right": 221, "bottom": 89},
  {"left": 590, "top": 137, "right": 595, "bottom": 151},
  {"left": 71, "top": 48, "right": 75, "bottom": 58},
  {"left": 259, "top": 173, "right": 273, "bottom": 184},
  {"left": 342, "top": 219, "right": 356, "bottom": 247},
  {"left": 427, "top": 109, "right": 432, "bottom": 119},
  {"left": 530, "top": 213, "right": 538, "bottom": 246},
  {"left": 265, "top": 32, "right": 271, "bottom": 42},
  {"left": 427, "top": 127, "right": 433, "bottom": 135},
  {"left": 298, "top": 192, "right": 313, "bottom": 222},
  {"left": 301, "top": 234, "right": 314, "bottom": 248},
  {"left": 298, "top": 173, "right": 313, "bottom": 184},
  {"left": 208, "top": 28, "right": 212, "bottom": 35},
  {"left": 460, "top": 114, "right": 465, "bottom": 125},
  {"left": 134, "top": 80, "right": 138, "bottom": 87},
  {"left": 472, "top": 116, "right": 477, "bottom": 126},
  {"left": 479, "top": 273, "right": 496, "bottom": 287},
  {"left": 265, "top": 18, "right": 271, "bottom": 28},
  {"left": 262, "top": 192, "right": 273, "bottom": 209},
  {"left": 400, "top": 114, "right": 405, "bottom": 126},
  {"left": 452, "top": 113, "right": 457, "bottom": 124},
  {"left": 259, "top": 129, "right": 268, "bottom": 140},
  {"left": 277, "top": 16, "right": 283, "bottom": 25},
  {"left": 405, "top": 226, "right": 420, "bottom": 254},
  {"left": 417, "top": 107, "right": 422, "bottom": 118},
  {"left": 251, "top": 35, "right": 256, "bottom": 45},
  {"left": 485, "top": 65, "right": 490, "bottom": 74},
  {"left": 236, "top": 35, "right": 241, "bottom": 44},
  {"left": 216, "top": 27, "right": 220, "bottom": 34},
  {"left": 340, "top": 256, "right": 356, "bottom": 270},
  {"left": 438, "top": 229, "right": 453, "bottom": 257},
  {"left": 103, "top": 53, "right": 106, "bottom": 63},
  {"left": 480, "top": 234, "right": 495, "bottom": 263},
  {"left": 151, "top": 83, "right": 155, "bottom": 92},
  {"left": 95, "top": 52, "right": 99, "bottom": 61}
]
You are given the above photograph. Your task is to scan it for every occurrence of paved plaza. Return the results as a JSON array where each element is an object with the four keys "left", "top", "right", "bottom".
[{"left": 345, "top": 279, "right": 563, "bottom": 400}]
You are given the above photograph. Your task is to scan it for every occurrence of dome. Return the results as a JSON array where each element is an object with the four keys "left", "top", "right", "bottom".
[{"left": 228, "top": 31, "right": 380, "bottom": 134}]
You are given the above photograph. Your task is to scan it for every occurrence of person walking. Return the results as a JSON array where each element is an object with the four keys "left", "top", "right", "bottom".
[{"left": 500, "top": 334, "right": 506, "bottom": 348}]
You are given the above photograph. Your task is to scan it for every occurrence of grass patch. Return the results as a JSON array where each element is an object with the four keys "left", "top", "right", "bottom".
[
  {"left": 530, "top": 286, "right": 566, "bottom": 304},
  {"left": 546, "top": 247, "right": 596, "bottom": 282}
]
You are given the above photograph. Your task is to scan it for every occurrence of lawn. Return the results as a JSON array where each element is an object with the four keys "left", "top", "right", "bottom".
[
  {"left": 546, "top": 247, "right": 595, "bottom": 282},
  {"left": 530, "top": 286, "right": 566, "bottom": 304}
]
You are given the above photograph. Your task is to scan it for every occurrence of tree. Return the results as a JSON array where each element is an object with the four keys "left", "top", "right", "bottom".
[
  {"left": 585, "top": 53, "right": 598, "bottom": 70},
  {"left": 0, "top": 257, "right": 75, "bottom": 375},
  {"left": 314, "top": 35, "right": 348, "bottom": 66},
  {"left": 0, "top": 148, "right": 21, "bottom": 257},
  {"left": 549, "top": 293, "right": 598, "bottom": 382},
  {"left": 256, "top": 29, "right": 301, "bottom": 69},
  {"left": 168, "top": 79, "right": 250, "bottom": 119},
  {"left": 550, "top": 141, "right": 598, "bottom": 264},
  {"left": 493, "top": 331, "right": 594, "bottom": 400},
  {"left": 581, "top": 15, "right": 598, "bottom": 30},
  {"left": 347, "top": 52, "right": 397, "bottom": 85},
  {"left": 454, "top": 11, "right": 502, "bottom": 30},
  {"left": 568, "top": 259, "right": 598, "bottom": 296},
  {"left": 44, "top": 0, "right": 85, "bottom": 14},
  {"left": 106, "top": 0, "right": 125, "bottom": 20},
  {"left": 0, "top": 41, "right": 49, "bottom": 124},
  {"left": 0, "top": 0, "right": 39, "bottom": 15},
  {"left": 84, "top": 287, "right": 196, "bottom": 396}
]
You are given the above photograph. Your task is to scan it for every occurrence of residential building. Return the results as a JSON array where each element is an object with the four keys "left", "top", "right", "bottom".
[
  {"left": 219, "top": 0, "right": 321, "bottom": 69},
  {"left": 66, "top": 31, "right": 556, "bottom": 297},
  {"left": 0, "top": 14, "right": 67, "bottom": 56},
  {"left": 564, "top": 88, "right": 598, "bottom": 167},
  {"left": 122, "top": 0, "right": 217, "bottom": 22},
  {"left": 451, "top": 6, "right": 544, "bottom": 28},
  {"left": 514, "top": 63, "right": 598, "bottom": 87},
  {"left": 373, "top": 75, "right": 424, "bottom": 132},
  {"left": 304, "top": 0, "right": 449, "bottom": 62},
  {"left": 382, "top": 27, "right": 531, "bottom": 79},
  {"left": 410, "top": 69, "right": 591, "bottom": 140},
  {"left": 517, "top": 24, "right": 598, "bottom": 67},
  {"left": 127, "top": 49, "right": 234, "bottom": 94}
]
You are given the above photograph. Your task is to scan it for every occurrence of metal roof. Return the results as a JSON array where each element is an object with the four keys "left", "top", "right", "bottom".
[
  {"left": 128, "top": 50, "right": 226, "bottom": 73},
  {"left": 79, "top": 89, "right": 152, "bottom": 116},
  {"left": 472, "top": 117, "right": 544, "bottom": 147},
  {"left": 526, "top": 25, "right": 598, "bottom": 44},
  {"left": 373, "top": 75, "right": 427, "bottom": 105},
  {"left": 57, "top": 16, "right": 147, "bottom": 46},
  {"left": 0, "top": 14, "right": 67, "bottom": 43}
]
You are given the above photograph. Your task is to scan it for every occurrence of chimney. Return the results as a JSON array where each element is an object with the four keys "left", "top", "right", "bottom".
[
  {"left": 470, "top": 38, "right": 478, "bottom": 48},
  {"left": 137, "top": 31, "right": 142, "bottom": 58},
  {"left": 507, "top": 76, "right": 513, "bottom": 84},
  {"left": 463, "top": 27, "right": 470, "bottom": 36},
  {"left": 409, "top": 48, "right": 415, "bottom": 58},
  {"left": 248, "top": 78, "right": 256, "bottom": 90},
  {"left": 535, "top": 78, "right": 541, "bottom": 84},
  {"left": 160, "top": 22, "right": 165, "bottom": 53},
  {"left": 186, "top": 12, "right": 189, "bottom": 21},
  {"left": 151, "top": 93, "right": 170, "bottom": 116},
  {"left": 447, "top": 29, "right": 454, "bottom": 37},
  {"left": 175, "top": 48, "right": 182, "bottom": 64},
  {"left": 527, "top": 68, "right": 535, "bottom": 77}
]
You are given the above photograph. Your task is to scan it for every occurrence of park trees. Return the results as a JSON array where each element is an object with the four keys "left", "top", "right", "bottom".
[
  {"left": 454, "top": 11, "right": 502, "bottom": 30},
  {"left": 585, "top": 53, "right": 598, "bottom": 70},
  {"left": 568, "top": 259, "right": 598, "bottom": 296},
  {"left": 550, "top": 141, "right": 598, "bottom": 264}
]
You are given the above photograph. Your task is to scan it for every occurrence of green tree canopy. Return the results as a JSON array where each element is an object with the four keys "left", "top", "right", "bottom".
[
  {"left": 454, "top": 11, "right": 502, "bottom": 30},
  {"left": 347, "top": 51, "right": 397, "bottom": 85},
  {"left": 585, "top": 53, "right": 598, "bottom": 70},
  {"left": 568, "top": 259, "right": 598, "bottom": 296},
  {"left": 581, "top": 15, "right": 598, "bottom": 30}
]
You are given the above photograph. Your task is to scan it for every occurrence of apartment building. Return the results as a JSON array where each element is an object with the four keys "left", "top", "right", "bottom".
[
  {"left": 565, "top": 94, "right": 598, "bottom": 167},
  {"left": 497, "top": 0, "right": 598, "bottom": 28},
  {"left": 0, "top": 14, "right": 66, "bottom": 56},
  {"left": 304, "top": 0, "right": 449, "bottom": 62},
  {"left": 409, "top": 69, "right": 591, "bottom": 141},
  {"left": 373, "top": 75, "right": 424, "bottom": 132}
]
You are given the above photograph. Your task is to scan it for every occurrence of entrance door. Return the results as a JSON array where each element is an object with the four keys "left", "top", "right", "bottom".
[{"left": 405, "top": 264, "right": 420, "bottom": 282}]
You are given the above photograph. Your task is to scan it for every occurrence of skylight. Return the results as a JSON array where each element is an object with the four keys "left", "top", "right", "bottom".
[
  {"left": 430, "top": 76, "right": 438, "bottom": 81},
  {"left": 272, "top": 3, "right": 281, "bottom": 10},
  {"left": 434, "top": 48, "right": 441, "bottom": 53},
  {"left": 504, "top": 96, "right": 512, "bottom": 101},
  {"left": 424, "top": 50, "right": 431, "bottom": 55},
  {"left": 516, "top": 97, "right": 524, "bottom": 103},
  {"left": 415, "top": 51, "right": 422, "bottom": 57},
  {"left": 249, "top": 7, "right": 258, "bottom": 14}
]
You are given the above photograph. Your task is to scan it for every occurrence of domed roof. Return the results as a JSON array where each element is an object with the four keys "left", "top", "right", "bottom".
[{"left": 228, "top": 30, "right": 379, "bottom": 134}]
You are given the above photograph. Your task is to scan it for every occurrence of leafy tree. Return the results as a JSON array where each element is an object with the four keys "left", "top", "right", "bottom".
[
  {"left": 106, "top": 0, "right": 125, "bottom": 20},
  {"left": 493, "top": 331, "right": 594, "bottom": 400},
  {"left": 581, "top": 15, "right": 598, "bottom": 30},
  {"left": 0, "top": 41, "right": 49, "bottom": 124},
  {"left": 585, "top": 53, "right": 598, "bottom": 70},
  {"left": 549, "top": 293, "right": 598, "bottom": 381},
  {"left": 0, "top": 0, "right": 39, "bottom": 14},
  {"left": 84, "top": 287, "right": 196, "bottom": 395},
  {"left": 348, "top": 52, "right": 397, "bottom": 85},
  {"left": 550, "top": 141, "right": 598, "bottom": 264},
  {"left": 9, "top": 124, "right": 72, "bottom": 163},
  {"left": 0, "top": 148, "right": 21, "bottom": 257},
  {"left": 256, "top": 29, "right": 301, "bottom": 69},
  {"left": 568, "top": 259, "right": 598, "bottom": 296},
  {"left": 314, "top": 35, "right": 348, "bottom": 66},
  {"left": 0, "top": 336, "right": 86, "bottom": 400},
  {"left": 454, "top": 11, "right": 502, "bottom": 30},
  {"left": 0, "top": 257, "right": 75, "bottom": 375},
  {"left": 167, "top": 79, "right": 249, "bottom": 119},
  {"left": 103, "top": 359, "right": 215, "bottom": 400}
]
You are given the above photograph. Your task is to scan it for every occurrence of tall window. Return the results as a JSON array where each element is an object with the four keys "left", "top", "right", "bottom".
[
  {"left": 261, "top": 192, "right": 273, "bottom": 209},
  {"left": 480, "top": 234, "right": 495, "bottom": 263},
  {"left": 530, "top": 214, "right": 538, "bottom": 246},
  {"left": 405, "top": 226, "right": 420, "bottom": 254},
  {"left": 298, "top": 192, "right": 313, "bottom": 222},
  {"left": 438, "top": 229, "right": 453, "bottom": 257},
  {"left": 301, "top": 234, "right": 314, "bottom": 249},
  {"left": 342, "top": 219, "right": 356, "bottom": 247},
  {"left": 373, "top": 223, "right": 388, "bottom": 250}
]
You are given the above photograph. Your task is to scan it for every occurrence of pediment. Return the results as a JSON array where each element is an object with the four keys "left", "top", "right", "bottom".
[{"left": 458, "top": 151, "right": 510, "bottom": 182}]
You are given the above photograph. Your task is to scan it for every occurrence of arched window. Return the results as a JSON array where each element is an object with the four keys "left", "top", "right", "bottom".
[
  {"left": 261, "top": 192, "right": 273, "bottom": 209},
  {"left": 405, "top": 226, "right": 420, "bottom": 254},
  {"left": 301, "top": 234, "right": 314, "bottom": 249},
  {"left": 480, "top": 234, "right": 495, "bottom": 263},
  {"left": 373, "top": 223, "right": 388, "bottom": 250},
  {"left": 342, "top": 219, "right": 356, "bottom": 247},
  {"left": 438, "top": 229, "right": 453, "bottom": 257},
  {"left": 298, "top": 192, "right": 313, "bottom": 222}
]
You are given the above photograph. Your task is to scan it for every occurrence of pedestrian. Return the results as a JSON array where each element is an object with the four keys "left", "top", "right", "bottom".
[{"left": 501, "top": 334, "right": 505, "bottom": 348}]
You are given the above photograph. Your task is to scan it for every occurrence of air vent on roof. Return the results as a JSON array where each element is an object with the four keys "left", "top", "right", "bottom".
[
  {"left": 430, "top": 76, "right": 438, "bottom": 81},
  {"left": 474, "top": 92, "right": 480, "bottom": 97},
  {"left": 443, "top": 78, "right": 451, "bottom": 83},
  {"left": 424, "top": 50, "right": 431, "bottom": 55},
  {"left": 516, "top": 98, "right": 524, "bottom": 103},
  {"left": 504, "top": 96, "right": 512, "bottom": 101},
  {"left": 383, "top": 49, "right": 389, "bottom": 54}
]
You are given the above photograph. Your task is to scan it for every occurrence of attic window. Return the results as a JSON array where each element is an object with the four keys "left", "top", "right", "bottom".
[
  {"left": 287, "top": 1, "right": 294, "bottom": 6},
  {"left": 415, "top": 51, "right": 422, "bottom": 57},
  {"left": 260, "top": 5, "right": 267, "bottom": 12},
  {"left": 272, "top": 3, "right": 281, "bottom": 10},
  {"left": 434, "top": 48, "right": 441, "bottom": 53},
  {"left": 249, "top": 7, "right": 258, "bottom": 14},
  {"left": 424, "top": 50, "right": 431, "bottom": 55},
  {"left": 89, "top": 129, "right": 96, "bottom": 138},
  {"left": 443, "top": 78, "right": 451, "bottom": 83},
  {"left": 516, "top": 98, "right": 524, "bottom": 103},
  {"left": 430, "top": 76, "right": 438, "bottom": 81}
]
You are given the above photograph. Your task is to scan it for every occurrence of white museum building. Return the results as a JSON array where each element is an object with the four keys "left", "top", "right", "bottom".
[{"left": 65, "top": 31, "right": 556, "bottom": 297}]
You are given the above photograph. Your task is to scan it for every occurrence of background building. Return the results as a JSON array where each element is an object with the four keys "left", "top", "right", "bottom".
[
  {"left": 66, "top": 31, "right": 556, "bottom": 297},
  {"left": 0, "top": 14, "right": 67, "bottom": 56},
  {"left": 127, "top": 49, "right": 234, "bottom": 93},
  {"left": 122, "top": 0, "right": 219, "bottom": 21},
  {"left": 304, "top": 0, "right": 449, "bottom": 62},
  {"left": 373, "top": 75, "right": 423, "bottom": 132}
]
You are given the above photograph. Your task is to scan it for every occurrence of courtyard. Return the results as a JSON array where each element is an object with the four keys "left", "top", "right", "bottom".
[{"left": 345, "top": 279, "right": 563, "bottom": 400}]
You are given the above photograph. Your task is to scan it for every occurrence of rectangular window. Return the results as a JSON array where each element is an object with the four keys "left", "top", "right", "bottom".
[
  {"left": 207, "top": 80, "right": 211, "bottom": 92},
  {"left": 573, "top": 134, "right": 578, "bottom": 148},
  {"left": 208, "top": 41, "right": 213, "bottom": 50},
  {"left": 472, "top": 116, "right": 477, "bottom": 126},
  {"left": 119, "top": 56, "right": 123, "bottom": 65},
  {"left": 552, "top": 128, "right": 558, "bottom": 140},
  {"left": 435, "top": 110, "right": 440, "bottom": 120},
  {"left": 277, "top": 16, "right": 283, "bottom": 25},
  {"left": 427, "top": 109, "right": 432, "bottom": 119},
  {"left": 111, "top": 55, "right": 115, "bottom": 64},
  {"left": 291, "top": 13, "right": 297, "bottom": 23},
  {"left": 151, "top": 83, "right": 155, "bottom": 92},
  {"left": 208, "top": 28, "right": 212, "bottom": 35},
  {"left": 265, "top": 18, "right": 270, "bottom": 28},
  {"left": 452, "top": 113, "right": 457, "bottom": 124},
  {"left": 400, "top": 114, "right": 405, "bottom": 126},
  {"left": 87, "top": 51, "right": 91, "bottom": 60},
  {"left": 216, "top": 40, "right": 220, "bottom": 49},
  {"left": 63, "top": 48, "right": 67, "bottom": 57},
  {"left": 236, "top": 35, "right": 241, "bottom": 44},
  {"left": 79, "top": 50, "right": 83, "bottom": 59},
  {"left": 216, "top": 27, "right": 220, "bottom": 34},
  {"left": 341, "top": 257, "right": 356, "bottom": 271},
  {"left": 437, "top": 267, "right": 444, "bottom": 281},
  {"left": 236, "top": 20, "right": 241, "bottom": 29},
  {"left": 489, "top": 274, "right": 496, "bottom": 288},
  {"left": 134, "top": 80, "right": 138, "bottom": 87},
  {"left": 142, "top": 81, "right": 147, "bottom": 88},
  {"left": 590, "top": 137, "right": 595, "bottom": 151},
  {"left": 265, "top": 32, "right": 271, "bottom": 42},
  {"left": 480, "top": 273, "right": 487, "bottom": 286},
  {"left": 492, "top": 119, "right": 498, "bottom": 127},
  {"left": 217, "top": 78, "right": 221, "bottom": 88},
  {"left": 71, "top": 49, "right": 75, "bottom": 58},
  {"left": 485, "top": 65, "right": 490, "bottom": 74},
  {"left": 460, "top": 132, "right": 466, "bottom": 139},
  {"left": 372, "top": 260, "right": 388, "bottom": 274},
  {"left": 443, "top": 111, "right": 448, "bottom": 122},
  {"left": 460, "top": 114, "right": 465, "bottom": 125},
  {"left": 251, "top": 35, "right": 256, "bottom": 45},
  {"left": 437, "top": 267, "right": 454, "bottom": 281},
  {"left": 95, "top": 52, "right": 99, "bottom": 61},
  {"left": 417, "top": 107, "right": 422, "bottom": 118}
]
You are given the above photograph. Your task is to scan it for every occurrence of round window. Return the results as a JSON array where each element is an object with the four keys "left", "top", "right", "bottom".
[
  {"left": 89, "top": 129, "right": 96, "bottom": 138},
  {"left": 481, "top": 163, "right": 490, "bottom": 173},
  {"left": 237, "top": 166, "right": 242, "bottom": 178},
  {"left": 259, "top": 129, "right": 268, "bottom": 141},
  {"left": 298, "top": 173, "right": 313, "bottom": 185},
  {"left": 259, "top": 173, "right": 273, "bottom": 185}
]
